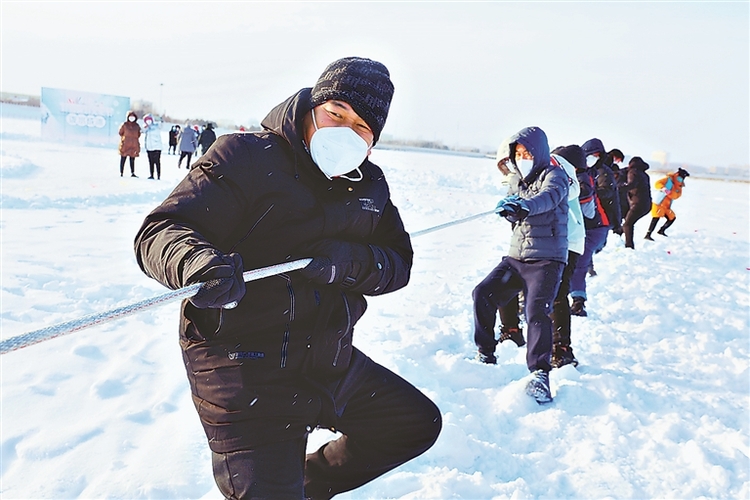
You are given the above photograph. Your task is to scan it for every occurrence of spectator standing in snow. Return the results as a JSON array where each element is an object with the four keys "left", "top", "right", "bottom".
[
  {"left": 645, "top": 168, "right": 689, "bottom": 240},
  {"left": 568, "top": 144, "right": 610, "bottom": 317},
  {"left": 472, "top": 126, "right": 568, "bottom": 404},
  {"left": 168, "top": 125, "right": 180, "bottom": 155},
  {"left": 176, "top": 123, "right": 198, "bottom": 169},
  {"left": 118, "top": 111, "right": 140, "bottom": 177},
  {"left": 620, "top": 156, "right": 653, "bottom": 248},
  {"left": 142, "top": 114, "right": 163, "bottom": 180},
  {"left": 198, "top": 122, "right": 217, "bottom": 155},
  {"left": 134, "top": 57, "right": 441, "bottom": 499}
]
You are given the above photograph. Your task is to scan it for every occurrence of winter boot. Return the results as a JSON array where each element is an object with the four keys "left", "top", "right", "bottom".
[
  {"left": 644, "top": 217, "right": 659, "bottom": 241},
  {"left": 551, "top": 344, "right": 579, "bottom": 369},
  {"left": 657, "top": 217, "right": 675, "bottom": 236},
  {"left": 499, "top": 326, "right": 526, "bottom": 347},
  {"left": 526, "top": 370, "right": 553, "bottom": 404},
  {"left": 476, "top": 351, "right": 497, "bottom": 365},
  {"left": 570, "top": 297, "right": 587, "bottom": 317}
]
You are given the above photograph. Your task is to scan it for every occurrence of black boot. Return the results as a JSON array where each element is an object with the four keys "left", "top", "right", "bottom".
[
  {"left": 551, "top": 343, "right": 579, "bottom": 369},
  {"left": 644, "top": 217, "right": 659, "bottom": 241},
  {"left": 657, "top": 217, "right": 675, "bottom": 236},
  {"left": 499, "top": 326, "right": 525, "bottom": 347},
  {"left": 570, "top": 297, "right": 587, "bottom": 317}
]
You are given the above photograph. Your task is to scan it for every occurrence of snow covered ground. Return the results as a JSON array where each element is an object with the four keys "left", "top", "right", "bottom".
[{"left": 1, "top": 107, "right": 749, "bottom": 499}]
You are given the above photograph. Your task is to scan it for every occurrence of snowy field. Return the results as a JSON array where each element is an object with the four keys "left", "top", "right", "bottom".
[{"left": 1, "top": 107, "right": 749, "bottom": 499}]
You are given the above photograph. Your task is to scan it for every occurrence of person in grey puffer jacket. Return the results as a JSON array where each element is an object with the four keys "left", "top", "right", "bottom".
[{"left": 472, "top": 126, "right": 568, "bottom": 404}]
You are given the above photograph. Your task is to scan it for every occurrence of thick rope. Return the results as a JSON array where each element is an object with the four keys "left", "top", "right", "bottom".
[
  {"left": 1, "top": 208, "right": 496, "bottom": 355},
  {"left": 0, "top": 259, "right": 312, "bottom": 355}
]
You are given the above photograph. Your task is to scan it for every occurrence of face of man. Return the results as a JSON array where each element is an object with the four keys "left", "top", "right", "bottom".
[{"left": 303, "top": 100, "right": 374, "bottom": 155}]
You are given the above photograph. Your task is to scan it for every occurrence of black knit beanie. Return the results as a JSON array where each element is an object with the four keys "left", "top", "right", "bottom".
[{"left": 310, "top": 57, "right": 394, "bottom": 144}]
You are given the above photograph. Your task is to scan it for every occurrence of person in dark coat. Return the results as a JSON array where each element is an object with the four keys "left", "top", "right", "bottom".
[
  {"left": 472, "top": 126, "right": 568, "bottom": 404},
  {"left": 134, "top": 57, "right": 441, "bottom": 499},
  {"left": 118, "top": 110, "right": 140, "bottom": 177},
  {"left": 620, "top": 156, "right": 652, "bottom": 248},
  {"left": 198, "top": 122, "right": 217, "bottom": 155},
  {"left": 582, "top": 138, "right": 622, "bottom": 237},
  {"left": 168, "top": 125, "right": 180, "bottom": 155}
]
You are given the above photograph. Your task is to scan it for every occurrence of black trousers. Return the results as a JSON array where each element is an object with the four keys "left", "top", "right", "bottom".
[
  {"left": 178, "top": 151, "right": 193, "bottom": 169},
  {"left": 551, "top": 251, "right": 580, "bottom": 346},
  {"left": 497, "top": 252, "right": 579, "bottom": 347},
  {"left": 147, "top": 150, "right": 161, "bottom": 179},
  {"left": 623, "top": 203, "right": 651, "bottom": 248},
  {"left": 119, "top": 156, "right": 135, "bottom": 175},
  {"left": 473, "top": 257, "right": 564, "bottom": 372},
  {"left": 211, "top": 349, "right": 442, "bottom": 499}
]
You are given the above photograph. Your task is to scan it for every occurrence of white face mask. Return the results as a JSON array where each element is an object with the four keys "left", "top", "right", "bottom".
[
  {"left": 128, "top": 116, "right": 136, "bottom": 122},
  {"left": 309, "top": 110, "right": 369, "bottom": 181},
  {"left": 515, "top": 158, "right": 534, "bottom": 178},
  {"left": 586, "top": 155, "right": 598, "bottom": 167}
]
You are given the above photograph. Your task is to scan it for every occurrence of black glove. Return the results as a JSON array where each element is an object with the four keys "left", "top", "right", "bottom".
[
  {"left": 299, "top": 256, "right": 335, "bottom": 284},
  {"left": 298, "top": 239, "right": 371, "bottom": 288},
  {"left": 187, "top": 252, "right": 246, "bottom": 309}
]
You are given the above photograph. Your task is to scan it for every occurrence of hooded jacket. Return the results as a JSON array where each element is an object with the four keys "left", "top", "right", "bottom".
[
  {"left": 198, "top": 124, "right": 217, "bottom": 152},
  {"left": 582, "top": 138, "right": 621, "bottom": 230},
  {"left": 550, "top": 150, "right": 585, "bottom": 256},
  {"left": 118, "top": 111, "right": 141, "bottom": 157},
  {"left": 178, "top": 126, "right": 198, "bottom": 153},
  {"left": 622, "top": 156, "right": 652, "bottom": 211},
  {"left": 134, "top": 88, "right": 413, "bottom": 452},
  {"left": 651, "top": 171, "right": 685, "bottom": 218},
  {"left": 505, "top": 127, "right": 568, "bottom": 264},
  {"left": 143, "top": 117, "right": 163, "bottom": 152}
]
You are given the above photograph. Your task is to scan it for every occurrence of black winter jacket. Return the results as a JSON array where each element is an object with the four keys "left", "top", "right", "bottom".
[
  {"left": 134, "top": 89, "right": 413, "bottom": 452},
  {"left": 622, "top": 157, "right": 652, "bottom": 211},
  {"left": 581, "top": 138, "right": 622, "bottom": 230}
]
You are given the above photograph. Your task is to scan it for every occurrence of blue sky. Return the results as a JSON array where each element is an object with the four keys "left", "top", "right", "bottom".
[{"left": 2, "top": 1, "right": 748, "bottom": 167}]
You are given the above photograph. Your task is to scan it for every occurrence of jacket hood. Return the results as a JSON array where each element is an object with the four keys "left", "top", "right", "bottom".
[
  {"left": 628, "top": 156, "right": 650, "bottom": 172},
  {"left": 260, "top": 88, "right": 320, "bottom": 178},
  {"left": 509, "top": 126, "right": 550, "bottom": 183},
  {"left": 582, "top": 138, "right": 605, "bottom": 157},
  {"left": 552, "top": 144, "right": 586, "bottom": 172},
  {"left": 126, "top": 110, "right": 138, "bottom": 121}
]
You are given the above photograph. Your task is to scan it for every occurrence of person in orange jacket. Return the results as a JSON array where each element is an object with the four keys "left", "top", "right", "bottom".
[{"left": 644, "top": 167, "right": 689, "bottom": 240}]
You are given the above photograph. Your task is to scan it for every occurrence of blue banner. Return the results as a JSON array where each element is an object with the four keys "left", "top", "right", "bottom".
[{"left": 41, "top": 88, "right": 130, "bottom": 146}]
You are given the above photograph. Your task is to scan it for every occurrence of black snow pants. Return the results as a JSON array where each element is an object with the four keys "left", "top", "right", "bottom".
[
  {"left": 210, "top": 348, "right": 442, "bottom": 499},
  {"left": 147, "top": 150, "right": 161, "bottom": 179}
]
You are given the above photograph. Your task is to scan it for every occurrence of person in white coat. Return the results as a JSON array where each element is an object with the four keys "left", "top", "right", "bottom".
[{"left": 142, "top": 114, "right": 163, "bottom": 180}]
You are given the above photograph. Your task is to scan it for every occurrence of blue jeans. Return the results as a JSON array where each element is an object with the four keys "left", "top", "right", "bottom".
[{"left": 570, "top": 227, "right": 609, "bottom": 300}]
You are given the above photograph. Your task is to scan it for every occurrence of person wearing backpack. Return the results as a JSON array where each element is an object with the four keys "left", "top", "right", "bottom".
[{"left": 645, "top": 168, "right": 689, "bottom": 239}]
